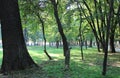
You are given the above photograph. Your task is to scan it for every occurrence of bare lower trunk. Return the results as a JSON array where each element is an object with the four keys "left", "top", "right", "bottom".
[
  {"left": 0, "top": 0, "right": 37, "bottom": 74},
  {"left": 80, "top": 40, "right": 84, "bottom": 60},
  {"left": 89, "top": 39, "right": 92, "bottom": 47},
  {"left": 56, "top": 40, "right": 59, "bottom": 48},
  {"left": 102, "top": 45, "right": 108, "bottom": 75},
  {"left": 110, "top": 34, "right": 116, "bottom": 53},
  {"left": 96, "top": 39, "right": 101, "bottom": 52},
  {"left": 85, "top": 40, "right": 87, "bottom": 49}
]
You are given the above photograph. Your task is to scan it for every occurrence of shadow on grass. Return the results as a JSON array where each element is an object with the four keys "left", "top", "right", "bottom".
[
  {"left": 0, "top": 47, "right": 120, "bottom": 78},
  {"left": 42, "top": 59, "right": 120, "bottom": 78},
  {"left": 0, "top": 59, "right": 119, "bottom": 78}
]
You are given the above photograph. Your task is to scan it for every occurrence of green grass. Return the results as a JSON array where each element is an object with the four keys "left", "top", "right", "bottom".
[
  {"left": 0, "top": 48, "right": 3, "bottom": 64},
  {"left": 0, "top": 46, "right": 120, "bottom": 78}
]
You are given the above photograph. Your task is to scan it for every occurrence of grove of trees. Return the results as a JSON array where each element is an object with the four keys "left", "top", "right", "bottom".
[{"left": 0, "top": 0, "right": 120, "bottom": 76}]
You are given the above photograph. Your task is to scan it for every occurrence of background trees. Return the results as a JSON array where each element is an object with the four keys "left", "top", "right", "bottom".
[
  {"left": 78, "top": 0, "right": 120, "bottom": 75},
  {"left": 19, "top": 0, "right": 119, "bottom": 75},
  {"left": 0, "top": 0, "right": 119, "bottom": 76}
]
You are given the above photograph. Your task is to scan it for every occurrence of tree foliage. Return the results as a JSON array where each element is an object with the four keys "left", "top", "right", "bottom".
[{"left": 18, "top": 0, "right": 120, "bottom": 75}]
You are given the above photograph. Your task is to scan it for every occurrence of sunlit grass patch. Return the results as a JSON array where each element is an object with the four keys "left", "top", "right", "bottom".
[
  {"left": 0, "top": 51, "right": 2, "bottom": 64},
  {"left": 0, "top": 46, "right": 120, "bottom": 78},
  {"left": 28, "top": 46, "right": 64, "bottom": 63}
]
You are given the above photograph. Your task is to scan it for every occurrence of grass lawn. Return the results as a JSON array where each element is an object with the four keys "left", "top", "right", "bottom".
[{"left": 0, "top": 46, "right": 120, "bottom": 78}]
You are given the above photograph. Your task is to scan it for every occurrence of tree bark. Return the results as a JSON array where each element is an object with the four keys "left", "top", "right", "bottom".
[
  {"left": 0, "top": 0, "right": 37, "bottom": 74},
  {"left": 109, "top": 34, "right": 116, "bottom": 53},
  {"left": 96, "top": 39, "right": 101, "bottom": 52},
  {"left": 102, "top": 45, "right": 108, "bottom": 75}
]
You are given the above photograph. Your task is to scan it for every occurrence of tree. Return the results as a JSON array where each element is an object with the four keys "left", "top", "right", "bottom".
[
  {"left": 37, "top": 14, "right": 52, "bottom": 60},
  {"left": 50, "top": 0, "right": 70, "bottom": 70},
  {"left": 19, "top": 0, "right": 52, "bottom": 60},
  {"left": 109, "top": 1, "right": 120, "bottom": 53},
  {"left": 0, "top": 0, "right": 37, "bottom": 74},
  {"left": 80, "top": 0, "right": 119, "bottom": 75},
  {"left": 76, "top": 1, "right": 84, "bottom": 60}
]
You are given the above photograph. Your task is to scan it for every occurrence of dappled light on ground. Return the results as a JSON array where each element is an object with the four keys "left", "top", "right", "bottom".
[
  {"left": 0, "top": 46, "right": 120, "bottom": 78},
  {"left": 111, "top": 61, "right": 120, "bottom": 67}
]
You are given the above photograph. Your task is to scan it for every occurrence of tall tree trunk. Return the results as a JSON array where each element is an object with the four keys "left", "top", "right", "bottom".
[
  {"left": 80, "top": 40, "right": 84, "bottom": 60},
  {"left": 0, "top": 0, "right": 37, "bottom": 74},
  {"left": 102, "top": 44, "right": 108, "bottom": 75},
  {"left": 85, "top": 40, "right": 87, "bottom": 49},
  {"left": 50, "top": 0, "right": 70, "bottom": 70},
  {"left": 89, "top": 38, "right": 92, "bottom": 47},
  {"left": 77, "top": 1, "right": 84, "bottom": 60},
  {"left": 37, "top": 14, "right": 52, "bottom": 60},
  {"left": 109, "top": 34, "right": 116, "bottom": 53},
  {"left": 102, "top": 0, "right": 113, "bottom": 75},
  {"left": 56, "top": 40, "right": 59, "bottom": 48},
  {"left": 96, "top": 39, "right": 101, "bottom": 52},
  {"left": 59, "top": 41, "right": 63, "bottom": 47}
]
